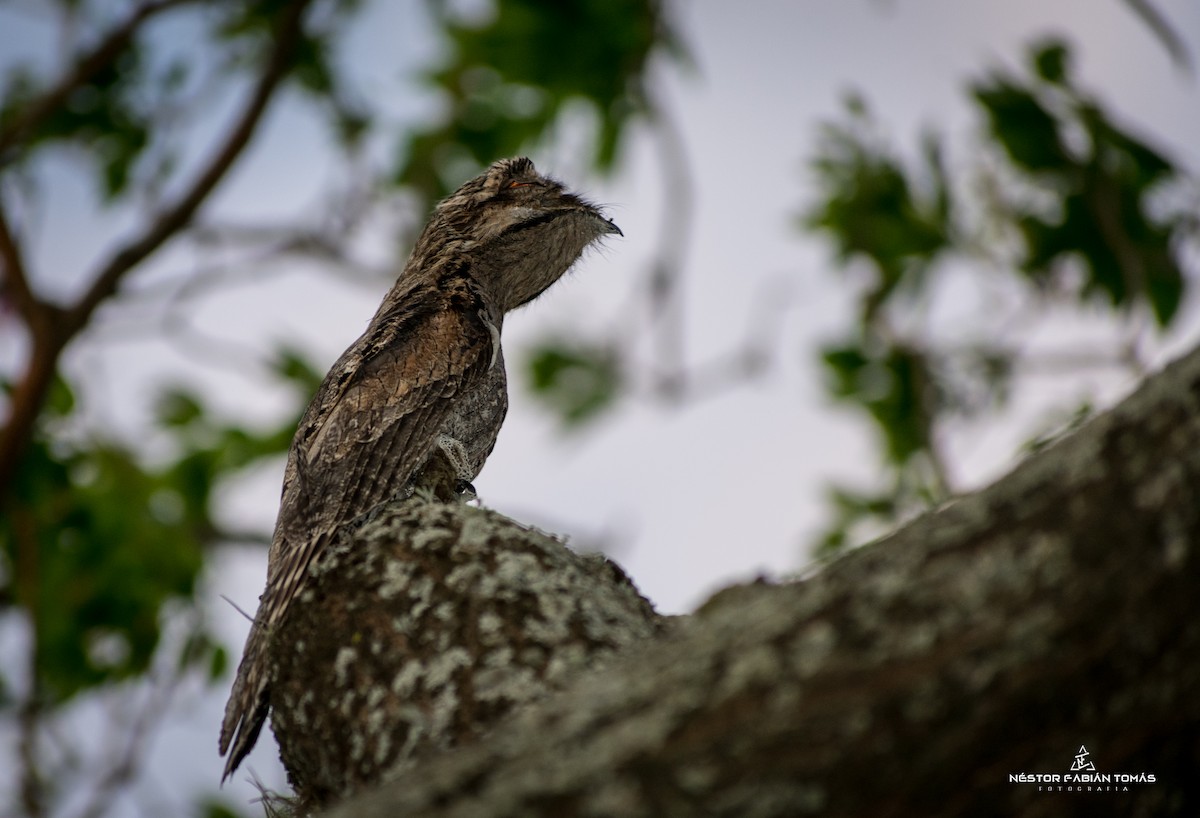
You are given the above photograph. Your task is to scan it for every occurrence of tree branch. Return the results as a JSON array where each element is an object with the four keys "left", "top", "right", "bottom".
[
  {"left": 10, "top": 499, "right": 45, "bottom": 817},
  {"left": 0, "top": 202, "right": 42, "bottom": 326},
  {"left": 0, "top": 205, "right": 64, "bottom": 505},
  {"left": 642, "top": 87, "right": 695, "bottom": 400},
  {"left": 1122, "top": 0, "right": 1192, "bottom": 71},
  {"left": 62, "top": 0, "right": 313, "bottom": 338},
  {"left": 0, "top": 0, "right": 313, "bottom": 496},
  {"left": 267, "top": 501, "right": 663, "bottom": 807},
  {"left": 297, "top": 344, "right": 1200, "bottom": 817},
  {"left": 68, "top": 665, "right": 184, "bottom": 818}
]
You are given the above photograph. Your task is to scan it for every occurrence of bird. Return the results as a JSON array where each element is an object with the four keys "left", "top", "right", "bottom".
[{"left": 218, "top": 156, "right": 621, "bottom": 780}]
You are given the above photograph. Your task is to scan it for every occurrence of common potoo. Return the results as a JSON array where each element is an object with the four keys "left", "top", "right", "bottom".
[{"left": 218, "top": 157, "right": 620, "bottom": 780}]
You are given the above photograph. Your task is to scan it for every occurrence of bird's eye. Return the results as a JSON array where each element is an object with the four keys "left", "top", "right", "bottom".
[{"left": 506, "top": 180, "right": 532, "bottom": 189}]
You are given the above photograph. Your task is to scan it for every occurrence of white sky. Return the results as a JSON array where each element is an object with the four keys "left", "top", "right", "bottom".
[{"left": 2, "top": 0, "right": 1199, "bottom": 814}]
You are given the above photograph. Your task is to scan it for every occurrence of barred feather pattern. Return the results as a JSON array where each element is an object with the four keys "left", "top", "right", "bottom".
[{"left": 218, "top": 157, "right": 621, "bottom": 780}]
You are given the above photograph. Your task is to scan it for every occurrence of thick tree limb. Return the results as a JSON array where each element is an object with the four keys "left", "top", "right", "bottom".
[
  {"left": 281, "top": 345, "right": 1200, "bottom": 817},
  {"left": 269, "top": 501, "right": 664, "bottom": 807}
]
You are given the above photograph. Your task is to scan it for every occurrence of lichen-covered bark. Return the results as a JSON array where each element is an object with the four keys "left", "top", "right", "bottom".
[
  {"left": 304, "top": 346, "right": 1200, "bottom": 818},
  {"left": 269, "top": 501, "right": 664, "bottom": 806}
]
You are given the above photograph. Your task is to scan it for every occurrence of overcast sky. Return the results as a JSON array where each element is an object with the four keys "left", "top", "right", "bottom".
[{"left": 2, "top": 0, "right": 1199, "bottom": 814}]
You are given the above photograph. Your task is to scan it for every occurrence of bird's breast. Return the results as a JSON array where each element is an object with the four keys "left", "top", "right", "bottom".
[{"left": 435, "top": 347, "right": 509, "bottom": 479}]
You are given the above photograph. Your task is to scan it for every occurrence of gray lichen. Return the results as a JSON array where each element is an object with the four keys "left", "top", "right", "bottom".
[{"left": 268, "top": 498, "right": 663, "bottom": 806}]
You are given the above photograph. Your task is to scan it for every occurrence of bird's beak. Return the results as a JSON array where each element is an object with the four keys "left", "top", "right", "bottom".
[{"left": 601, "top": 217, "right": 623, "bottom": 237}]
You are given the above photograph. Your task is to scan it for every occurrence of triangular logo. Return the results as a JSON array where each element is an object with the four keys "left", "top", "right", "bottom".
[{"left": 1070, "top": 745, "right": 1097, "bottom": 771}]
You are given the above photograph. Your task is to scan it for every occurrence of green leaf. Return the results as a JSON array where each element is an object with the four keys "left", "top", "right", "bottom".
[
  {"left": 394, "top": 0, "right": 671, "bottom": 204},
  {"left": 821, "top": 340, "right": 935, "bottom": 466},
  {"left": 1032, "top": 39, "right": 1069, "bottom": 84},
  {"left": 812, "top": 483, "right": 900, "bottom": 557},
  {"left": 45, "top": 374, "right": 77, "bottom": 418},
  {"left": 198, "top": 800, "right": 250, "bottom": 818},
  {"left": 273, "top": 346, "right": 326, "bottom": 394},
  {"left": 806, "top": 38, "right": 1192, "bottom": 557},
  {"left": 805, "top": 103, "right": 949, "bottom": 317},
  {"left": 526, "top": 340, "right": 622, "bottom": 427},
  {"left": 1091, "top": 117, "right": 1173, "bottom": 189},
  {"left": 973, "top": 78, "right": 1067, "bottom": 174},
  {"left": 980, "top": 41, "right": 1188, "bottom": 327},
  {"left": 209, "top": 645, "right": 229, "bottom": 682},
  {"left": 156, "top": 388, "right": 204, "bottom": 428},
  {"left": 2, "top": 357, "right": 306, "bottom": 702},
  {"left": 2, "top": 438, "right": 204, "bottom": 700}
]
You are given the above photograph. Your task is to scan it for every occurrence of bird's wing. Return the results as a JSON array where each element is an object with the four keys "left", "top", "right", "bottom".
[
  {"left": 219, "top": 272, "right": 496, "bottom": 772},
  {"left": 270, "top": 272, "right": 496, "bottom": 580},
  {"left": 292, "top": 290, "right": 489, "bottom": 525}
]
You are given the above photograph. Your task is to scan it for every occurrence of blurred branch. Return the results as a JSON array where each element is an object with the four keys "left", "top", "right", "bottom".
[
  {"left": 0, "top": 0, "right": 198, "bottom": 165},
  {"left": 105, "top": 204, "right": 395, "bottom": 324},
  {"left": 0, "top": 207, "right": 65, "bottom": 488},
  {"left": 91, "top": 221, "right": 393, "bottom": 373},
  {"left": 211, "top": 527, "right": 272, "bottom": 548},
  {"left": 0, "top": 203, "right": 42, "bottom": 326},
  {"left": 12, "top": 502, "right": 45, "bottom": 817},
  {"left": 1122, "top": 0, "right": 1192, "bottom": 71},
  {"left": 67, "top": 668, "right": 184, "bottom": 818},
  {"left": 64, "top": 0, "right": 312, "bottom": 339},
  {"left": 187, "top": 220, "right": 394, "bottom": 285},
  {"left": 643, "top": 89, "right": 695, "bottom": 400},
  {"left": 636, "top": 274, "right": 797, "bottom": 405},
  {"left": 0, "top": 0, "right": 313, "bottom": 497},
  {"left": 18, "top": 697, "right": 44, "bottom": 818},
  {"left": 1018, "top": 351, "right": 1124, "bottom": 373}
]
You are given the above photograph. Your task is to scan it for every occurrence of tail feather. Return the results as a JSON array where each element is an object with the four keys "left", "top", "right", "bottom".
[
  {"left": 219, "top": 623, "right": 270, "bottom": 782},
  {"left": 219, "top": 528, "right": 331, "bottom": 782},
  {"left": 221, "top": 693, "right": 270, "bottom": 782}
]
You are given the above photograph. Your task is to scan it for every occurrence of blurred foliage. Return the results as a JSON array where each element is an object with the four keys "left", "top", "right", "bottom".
[
  {"left": 0, "top": 0, "right": 673, "bottom": 813},
  {"left": 0, "top": 357, "right": 308, "bottom": 704},
  {"left": 200, "top": 801, "right": 249, "bottom": 818},
  {"left": 212, "top": 0, "right": 370, "bottom": 147},
  {"left": 528, "top": 340, "right": 623, "bottom": 426},
  {"left": 821, "top": 341, "right": 937, "bottom": 466},
  {"left": 806, "top": 39, "right": 1196, "bottom": 553},
  {"left": 0, "top": 51, "right": 149, "bottom": 199},
  {"left": 394, "top": 0, "right": 675, "bottom": 205},
  {"left": 976, "top": 41, "right": 1184, "bottom": 325},
  {"left": 0, "top": 356, "right": 309, "bottom": 815},
  {"left": 0, "top": 0, "right": 367, "bottom": 203}
]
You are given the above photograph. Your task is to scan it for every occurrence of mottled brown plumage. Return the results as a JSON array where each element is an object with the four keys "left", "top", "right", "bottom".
[{"left": 219, "top": 157, "right": 620, "bottom": 780}]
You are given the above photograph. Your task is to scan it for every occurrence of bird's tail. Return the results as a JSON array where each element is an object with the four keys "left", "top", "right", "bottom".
[
  {"left": 219, "top": 619, "right": 271, "bottom": 782},
  {"left": 218, "top": 524, "right": 330, "bottom": 782}
]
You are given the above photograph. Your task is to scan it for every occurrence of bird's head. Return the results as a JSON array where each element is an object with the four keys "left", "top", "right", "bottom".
[{"left": 423, "top": 157, "right": 621, "bottom": 312}]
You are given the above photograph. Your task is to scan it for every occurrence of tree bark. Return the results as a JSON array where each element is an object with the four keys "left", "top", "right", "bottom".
[
  {"left": 277, "top": 345, "right": 1200, "bottom": 817},
  {"left": 269, "top": 500, "right": 664, "bottom": 807}
]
